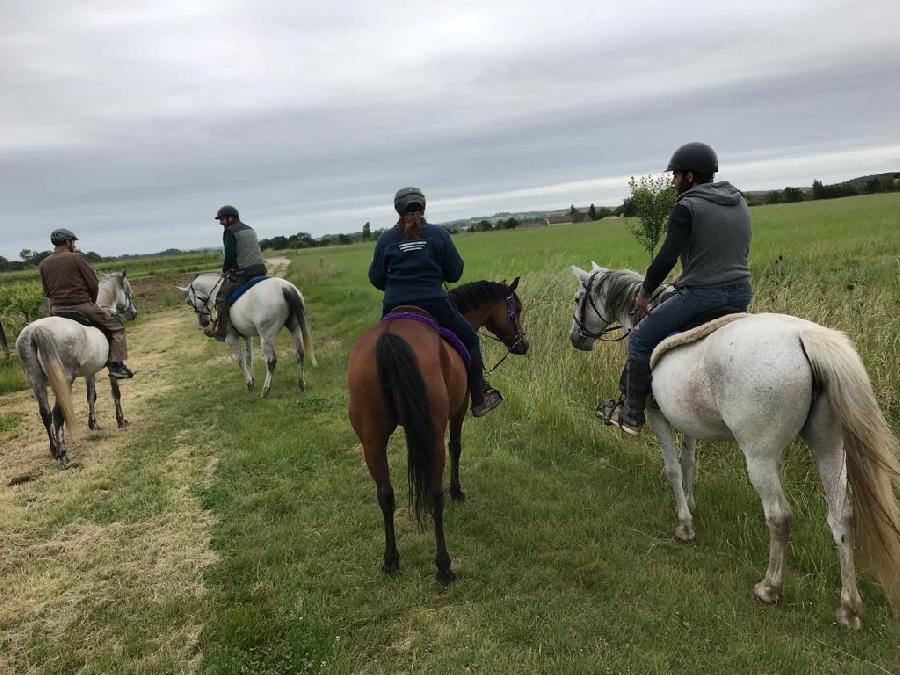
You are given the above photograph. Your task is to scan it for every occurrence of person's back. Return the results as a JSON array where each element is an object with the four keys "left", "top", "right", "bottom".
[
  {"left": 369, "top": 223, "right": 463, "bottom": 309},
  {"left": 368, "top": 187, "right": 503, "bottom": 417},
  {"left": 675, "top": 181, "right": 751, "bottom": 290},
  {"left": 38, "top": 228, "right": 133, "bottom": 379}
]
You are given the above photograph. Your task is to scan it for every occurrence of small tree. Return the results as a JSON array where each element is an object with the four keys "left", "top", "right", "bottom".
[
  {"left": 782, "top": 187, "right": 803, "bottom": 202},
  {"left": 588, "top": 203, "right": 597, "bottom": 220},
  {"left": 362, "top": 222, "right": 371, "bottom": 240},
  {"left": 626, "top": 175, "right": 676, "bottom": 260}
]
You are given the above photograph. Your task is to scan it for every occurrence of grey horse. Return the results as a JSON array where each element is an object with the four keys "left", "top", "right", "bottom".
[
  {"left": 570, "top": 262, "right": 900, "bottom": 630},
  {"left": 16, "top": 272, "right": 137, "bottom": 468},
  {"left": 179, "top": 273, "right": 316, "bottom": 396}
]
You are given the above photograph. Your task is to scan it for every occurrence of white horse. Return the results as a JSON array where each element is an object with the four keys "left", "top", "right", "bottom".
[
  {"left": 179, "top": 273, "right": 316, "bottom": 396},
  {"left": 569, "top": 262, "right": 900, "bottom": 629},
  {"left": 16, "top": 272, "right": 138, "bottom": 468}
]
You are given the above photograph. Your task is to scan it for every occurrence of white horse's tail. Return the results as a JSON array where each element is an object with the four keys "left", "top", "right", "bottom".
[
  {"left": 282, "top": 286, "right": 317, "bottom": 367},
  {"left": 19, "top": 324, "right": 76, "bottom": 429},
  {"left": 800, "top": 326, "right": 900, "bottom": 609}
]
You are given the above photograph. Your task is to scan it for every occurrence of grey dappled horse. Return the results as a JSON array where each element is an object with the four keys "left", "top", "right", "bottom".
[
  {"left": 16, "top": 272, "right": 138, "bottom": 468},
  {"left": 570, "top": 262, "right": 900, "bottom": 629},
  {"left": 179, "top": 273, "right": 316, "bottom": 396}
]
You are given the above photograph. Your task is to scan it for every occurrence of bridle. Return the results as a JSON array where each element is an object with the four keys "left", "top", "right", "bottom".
[
  {"left": 480, "top": 293, "right": 528, "bottom": 372},
  {"left": 186, "top": 274, "right": 224, "bottom": 319},
  {"left": 572, "top": 271, "right": 631, "bottom": 342}
]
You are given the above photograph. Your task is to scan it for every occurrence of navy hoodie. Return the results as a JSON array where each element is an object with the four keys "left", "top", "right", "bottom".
[{"left": 368, "top": 223, "right": 464, "bottom": 306}]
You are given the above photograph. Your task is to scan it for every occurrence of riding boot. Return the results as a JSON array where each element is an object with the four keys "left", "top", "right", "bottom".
[
  {"left": 469, "top": 368, "right": 504, "bottom": 417},
  {"left": 618, "top": 359, "right": 651, "bottom": 435},
  {"left": 107, "top": 362, "right": 134, "bottom": 379},
  {"left": 213, "top": 305, "right": 230, "bottom": 342}
]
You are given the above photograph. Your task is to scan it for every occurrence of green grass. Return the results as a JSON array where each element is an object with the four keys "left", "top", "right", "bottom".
[
  {"left": 194, "top": 193, "right": 900, "bottom": 673},
  {"left": 3, "top": 192, "right": 899, "bottom": 673},
  {"left": 0, "top": 357, "right": 27, "bottom": 395}
]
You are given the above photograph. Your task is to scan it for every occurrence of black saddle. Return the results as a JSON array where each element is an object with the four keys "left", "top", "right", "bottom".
[
  {"left": 52, "top": 309, "right": 114, "bottom": 339},
  {"left": 678, "top": 306, "right": 743, "bottom": 332}
]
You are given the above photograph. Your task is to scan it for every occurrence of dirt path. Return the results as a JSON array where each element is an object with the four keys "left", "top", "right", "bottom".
[
  {"left": 0, "top": 309, "right": 217, "bottom": 672},
  {"left": 266, "top": 256, "right": 291, "bottom": 277}
]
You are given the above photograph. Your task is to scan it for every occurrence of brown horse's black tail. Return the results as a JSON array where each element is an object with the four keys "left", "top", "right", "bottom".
[{"left": 376, "top": 332, "right": 435, "bottom": 526}]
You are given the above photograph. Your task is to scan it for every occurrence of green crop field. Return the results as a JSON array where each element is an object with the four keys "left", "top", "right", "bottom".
[{"left": 1, "top": 193, "right": 898, "bottom": 673}]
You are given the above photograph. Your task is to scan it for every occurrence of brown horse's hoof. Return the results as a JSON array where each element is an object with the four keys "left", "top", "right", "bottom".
[
  {"left": 381, "top": 560, "right": 399, "bottom": 575},
  {"left": 436, "top": 569, "right": 457, "bottom": 586},
  {"left": 450, "top": 488, "right": 466, "bottom": 502}
]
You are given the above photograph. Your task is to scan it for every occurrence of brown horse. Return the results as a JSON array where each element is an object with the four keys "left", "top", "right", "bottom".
[{"left": 348, "top": 278, "right": 528, "bottom": 584}]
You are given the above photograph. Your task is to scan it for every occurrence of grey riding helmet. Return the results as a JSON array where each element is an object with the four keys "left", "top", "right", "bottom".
[
  {"left": 394, "top": 187, "right": 426, "bottom": 214},
  {"left": 215, "top": 204, "right": 240, "bottom": 220},
  {"left": 666, "top": 142, "right": 719, "bottom": 175},
  {"left": 50, "top": 228, "right": 79, "bottom": 245}
]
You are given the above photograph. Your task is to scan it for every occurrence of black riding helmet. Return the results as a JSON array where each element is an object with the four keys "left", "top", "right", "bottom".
[
  {"left": 666, "top": 142, "right": 718, "bottom": 175},
  {"left": 394, "top": 187, "right": 426, "bottom": 215},
  {"left": 215, "top": 204, "right": 239, "bottom": 220},
  {"left": 50, "top": 228, "right": 78, "bottom": 245}
]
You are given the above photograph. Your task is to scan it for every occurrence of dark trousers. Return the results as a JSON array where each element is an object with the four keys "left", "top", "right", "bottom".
[
  {"left": 627, "top": 283, "right": 753, "bottom": 364},
  {"left": 383, "top": 297, "right": 484, "bottom": 370},
  {"left": 52, "top": 302, "right": 127, "bottom": 362}
]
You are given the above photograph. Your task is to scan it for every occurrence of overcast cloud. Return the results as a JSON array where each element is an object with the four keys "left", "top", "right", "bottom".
[{"left": 2, "top": 0, "right": 899, "bottom": 258}]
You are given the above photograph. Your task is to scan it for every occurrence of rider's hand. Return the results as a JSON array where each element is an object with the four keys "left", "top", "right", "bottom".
[{"left": 636, "top": 292, "right": 651, "bottom": 316}]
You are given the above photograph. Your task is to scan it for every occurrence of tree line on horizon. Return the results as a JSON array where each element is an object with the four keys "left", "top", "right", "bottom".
[{"left": 4, "top": 173, "right": 896, "bottom": 270}]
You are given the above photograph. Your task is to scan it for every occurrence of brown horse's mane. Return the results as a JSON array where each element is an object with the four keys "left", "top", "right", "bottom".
[{"left": 449, "top": 281, "right": 511, "bottom": 313}]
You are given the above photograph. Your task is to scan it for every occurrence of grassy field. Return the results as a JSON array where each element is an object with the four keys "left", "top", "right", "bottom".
[{"left": 0, "top": 193, "right": 898, "bottom": 673}]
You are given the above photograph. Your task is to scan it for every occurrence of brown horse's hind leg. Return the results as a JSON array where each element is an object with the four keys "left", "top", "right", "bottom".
[
  {"left": 363, "top": 438, "right": 400, "bottom": 574},
  {"left": 432, "top": 487, "right": 455, "bottom": 585},
  {"left": 448, "top": 404, "right": 467, "bottom": 502}
]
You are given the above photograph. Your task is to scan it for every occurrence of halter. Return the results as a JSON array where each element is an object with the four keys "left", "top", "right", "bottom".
[
  {"left": 479, "top": 294, "right": 528, "bottom": 372},
  {"left": 572, "top": 271, "right": 631, "bottom": 342}
]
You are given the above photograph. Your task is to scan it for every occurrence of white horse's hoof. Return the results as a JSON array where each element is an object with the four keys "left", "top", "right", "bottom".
[
  {"left": 753, "top": 581, "right": 782, "bottom": 605},
  {"left": 835, "top": 606, "right": 862, "bottom": 630},
  {"left": 674, "top": 522, "right": 695, "bottom": 542}
]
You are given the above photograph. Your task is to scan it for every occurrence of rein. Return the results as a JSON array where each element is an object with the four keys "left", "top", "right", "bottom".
[
  {"left": 573, "top": 272, "right": 632, "bottom": 342},
  {"left": 479, "top": 294, "right": 527, "bottom": 372}
]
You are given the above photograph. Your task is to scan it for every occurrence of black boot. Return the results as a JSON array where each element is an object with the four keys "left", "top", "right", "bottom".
[
  {"left": 469, "top": 370, "right": 504, "bottom": 417},
  {"left": 617, "top": 359, "right": 651, "bottom": 435},
  {"left": 211, "top": 306, "right": 230, "bottom": 341},
  {"left": 107, "top": 362, "right": 134, "bottom": 379}
]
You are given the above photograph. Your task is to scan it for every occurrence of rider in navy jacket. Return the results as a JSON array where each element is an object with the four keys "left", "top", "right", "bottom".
[{"left": 368, "top": 187, "right": 504, "bottom": 417}]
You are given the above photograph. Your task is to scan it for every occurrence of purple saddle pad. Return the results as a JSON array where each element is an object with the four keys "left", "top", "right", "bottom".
[{"left": 381, "top": 311, "right": 472, "bottom": 369}]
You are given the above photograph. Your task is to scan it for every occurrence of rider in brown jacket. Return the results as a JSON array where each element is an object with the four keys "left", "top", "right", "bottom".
[{"left": 38, "top": 228, "right": 134, "bottom": 379}]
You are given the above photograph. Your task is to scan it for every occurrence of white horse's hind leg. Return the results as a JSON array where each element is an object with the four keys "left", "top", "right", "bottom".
[
  {"left": 261, "top": 334, "right": 277, "bottom": 398},
  {"left": 86, "top": 374, "right": 99, "bottom": 430},
  {"left": 289, "top": 321, "right": 306, "bottom": 391},
  {"left": 681, "top": 435, "right": 696, "bottom": 512},
  {"left": 802, "top": 395, "right": 863, "bottom": 630},
  {"left": 743, "top": 452, "right": 793, "bottom": 604},
  {"left": 646, "top": 408, "right": 695, "bottom": 541}
]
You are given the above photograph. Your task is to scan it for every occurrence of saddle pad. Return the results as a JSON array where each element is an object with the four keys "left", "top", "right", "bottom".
[
  {"left": 650, "top": 313, "right": 748, "bottom": 370},
  {"left": 227, "top": 275, "right": 269, "bottom": 305},
  {"left": 382, "top": 310, "right": 472, "bottom": 370}
]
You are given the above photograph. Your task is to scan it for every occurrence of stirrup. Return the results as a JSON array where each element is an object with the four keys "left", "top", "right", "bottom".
[{"left": 596, "top": 396, "right": 625, "bottom": 425}]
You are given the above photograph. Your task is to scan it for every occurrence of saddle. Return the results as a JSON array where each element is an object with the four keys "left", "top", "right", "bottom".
[
  {"left": 52, "top": 309, "right": 115, "bottom": 339},
  {"left": 227, "top": 275, "right": 269, "bottom": 305},
  {"left": 382, "top": 305, "right": 472, "bottom": 369},
  {"left": 651, "top": 311, "right": 748, "bottom": 370}
]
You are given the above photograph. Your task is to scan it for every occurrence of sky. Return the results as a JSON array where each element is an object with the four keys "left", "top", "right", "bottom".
[{"left": 2, "top": 0, "right": 900, "bottom": 258}]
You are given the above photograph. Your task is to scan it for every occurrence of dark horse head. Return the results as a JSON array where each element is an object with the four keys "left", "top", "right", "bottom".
[{"left": 449, "top": 276, "right": 529, "bottom": 355}]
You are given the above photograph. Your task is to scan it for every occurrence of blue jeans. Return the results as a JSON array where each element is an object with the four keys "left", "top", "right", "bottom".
[
  {"left": 383, "top": 297, "right": 484, "bottom": 370},
  {"left": 627, "top": 283, "right": 753, "bottom": 364}
]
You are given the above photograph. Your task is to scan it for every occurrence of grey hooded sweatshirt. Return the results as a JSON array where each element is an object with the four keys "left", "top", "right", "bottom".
[{"left": 643, "top": 181, "right": 751, "bottom": 292}]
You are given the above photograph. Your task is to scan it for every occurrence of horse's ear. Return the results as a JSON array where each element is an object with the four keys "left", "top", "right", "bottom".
[
  {"left": 590, "top": 260, "right": 601, "bottom": 272},
  {"left": 571, "top": 265, "right": 589, "bottom": 282},
  {"left": 175, "top": 285, "right": 188, "bottom": 293},
  {"left": 509, "top": 276, "right": 520, "bottom": 291},
  {"left": 121, "top": 269, "right": 127, "bottom": 279}
]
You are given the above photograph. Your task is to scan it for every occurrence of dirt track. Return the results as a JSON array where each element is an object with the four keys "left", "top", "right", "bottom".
[{"left": 0, "top": 308, "right": 217, "bottom": 671}]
